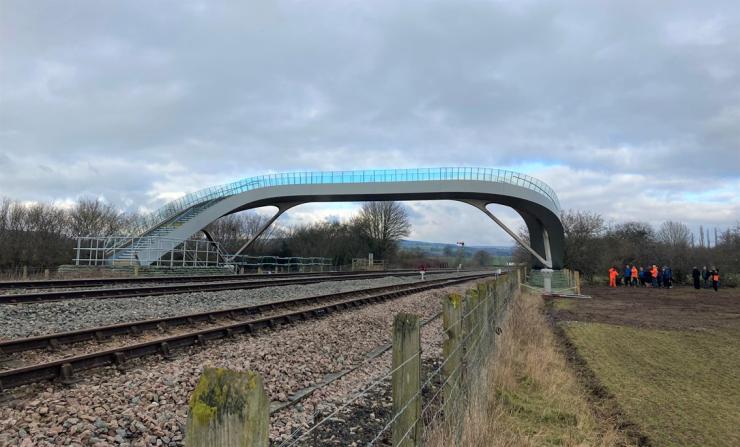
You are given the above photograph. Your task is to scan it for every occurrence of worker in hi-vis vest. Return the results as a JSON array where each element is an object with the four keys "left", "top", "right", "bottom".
[
  {"left": 712, "top": 268, "right": 720, "bottom": 291},
  {"left": 608, "top": 267, "right": 618, "bottom": 288},
  {"left": 631, "top": 265, "right": 638, "bottom": 287},
  {"left": 650, "top": 265, "right": 658, "bottom": 288}
]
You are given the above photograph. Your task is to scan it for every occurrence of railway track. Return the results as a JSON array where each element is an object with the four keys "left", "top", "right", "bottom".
[
  {"left": 0, "top": 269, "right": 456, "bottom": 291},
  {"left": 0, "top": 270, "right": 462, "bottom": 305},
  {"left": 0, "top": 272, "right": 494, "bottom": 390}
]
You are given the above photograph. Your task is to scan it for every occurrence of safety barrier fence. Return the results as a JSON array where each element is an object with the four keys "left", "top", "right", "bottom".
[
  {"left": 182, "top": 268, "right": 523, "bottom": 446},
  {"left": 230, "top": 255, "right": 333, "bottom": 272},
  {"left": 524, "top": 268, "right": 580, "bottom": 294},
  {"left": 73, "top": 236, "right": 224, "bottom": 268}
]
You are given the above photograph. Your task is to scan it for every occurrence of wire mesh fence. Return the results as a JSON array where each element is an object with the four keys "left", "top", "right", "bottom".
[
  {"left": 73, "top": 236, "right": 224, "bottom": 268},
  {"left": 525, "top": 268, "right": 579, "bottom": 294},
  {"left": 230, "top": 255, "right": 332, "bottom": 272},
  {"left": 270, "top": 268, "right": 522, "bottom": 446}
]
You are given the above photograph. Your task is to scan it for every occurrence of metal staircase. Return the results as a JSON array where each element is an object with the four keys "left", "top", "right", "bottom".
[{"left": 108, "top": 199, "right": 223, "bottom": 265}]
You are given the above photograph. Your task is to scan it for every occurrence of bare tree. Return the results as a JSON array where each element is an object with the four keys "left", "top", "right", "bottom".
[
  {"left": 355, "top": 201, "right": 411, "bottom": 260},
  {"left": 561, "top": 210, "right": 606, "bottom": 279},
  {"left": 68, "top": 198, "right": 127, "bottom": 237},
  {"left": 204, "top": 211, "right": 283, "bottom": 255},
  {"left": 472, "top": 249, "right": 492, "bottom": 267},
  {"left": 657, "top": 221, "right": 691, "bottom": 248}
]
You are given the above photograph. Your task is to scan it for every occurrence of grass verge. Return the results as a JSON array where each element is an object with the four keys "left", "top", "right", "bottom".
[
  {"left": 562, "top": 322, "right": 740, "bottom": 447},
  {"left": 426, "top": 291, "right": 625, "bottom": 446}
]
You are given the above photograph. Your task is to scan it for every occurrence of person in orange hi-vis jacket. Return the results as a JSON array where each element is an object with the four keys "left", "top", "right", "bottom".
[
  {"left": 650, "top": 265, "right": 658, "bottom": 288},
  {"left": 631, "top": 265, "right": 638, "bottom": 287},
  {"left": 608, "top": 267, "right": 618, "bottom": 287}
]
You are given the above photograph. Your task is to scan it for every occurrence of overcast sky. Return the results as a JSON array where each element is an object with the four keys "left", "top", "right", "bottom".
[{"left": 1, "top": 0, "right": 739, "bottom": 246}]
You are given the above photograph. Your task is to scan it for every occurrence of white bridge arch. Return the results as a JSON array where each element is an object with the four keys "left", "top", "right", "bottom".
[{"left": 115, "top": 168, "right": 565, "bottom": 269}]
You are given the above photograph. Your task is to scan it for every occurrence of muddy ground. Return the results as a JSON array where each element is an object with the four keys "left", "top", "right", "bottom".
[{"left": 549, "top": 285, "right": 740, "bottom": 330}]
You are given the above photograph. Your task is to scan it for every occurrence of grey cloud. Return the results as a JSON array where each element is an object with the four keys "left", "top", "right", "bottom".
[{"left": 0, "top": 0, "right": 738, "bottom": 245}]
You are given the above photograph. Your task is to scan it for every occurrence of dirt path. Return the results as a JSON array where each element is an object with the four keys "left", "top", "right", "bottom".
[{"left": 550, "top": 285, "right": 740, "bottom": 331}]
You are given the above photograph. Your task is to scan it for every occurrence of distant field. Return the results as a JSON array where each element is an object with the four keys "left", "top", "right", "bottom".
[{"left": 550, "top": 287, "right": 740, "bottom": 447}]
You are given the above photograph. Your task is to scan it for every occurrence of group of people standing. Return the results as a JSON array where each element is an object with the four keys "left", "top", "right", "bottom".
[
  {"left": 608, "top": 264, "right": 673, "bottom": 288},
  {"left": 692, "top": 266, "right": 721, "bottom": 291},
  {"left": 607, "top": 264, "right": 722, "bottom": 291}
]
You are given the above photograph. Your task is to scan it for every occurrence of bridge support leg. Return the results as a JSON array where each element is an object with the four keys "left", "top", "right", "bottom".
[
  {"left": 230, "top": 202, "right": 302, "bottom": 259},
  {"left": 459, "top": 200, "right": 553, "bottom": 268}
]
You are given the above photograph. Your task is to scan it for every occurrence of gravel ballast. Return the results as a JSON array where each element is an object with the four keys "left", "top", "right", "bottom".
[
  {"left": 0, "top": 273, "right": 468, "bottom": 340},
  {"left": 0, "top": 279, "right": 479, "bottom": 447}
]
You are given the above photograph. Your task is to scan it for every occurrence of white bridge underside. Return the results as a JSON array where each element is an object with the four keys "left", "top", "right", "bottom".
[{"left": 119, "top": 177, "right": 565, "bottom": 269}]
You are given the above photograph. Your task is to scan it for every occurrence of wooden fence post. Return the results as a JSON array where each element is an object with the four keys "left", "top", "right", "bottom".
[
  {"left": 477, "top": 283, "right": 489, "bottom": 331},
  {"left": 575, "top": 270, "right": 581, "bottom": 295},
  {"left": 186, "top": 368, "right": 269, "bottom": 447},
  {"left": 471, "top": 289, "right": 483, "bottom": 359},
  {"left": 516, "top": 267, "right": 521, "bottom": 294},
  {"left": 442, "top": 293, "right": 463, "bottom": 414},
  {"left": 392, "top": 313, "right": 421, "bottom": 447},
  {"left": 22, "top": 265, "right": 28, "bottom": 280}
]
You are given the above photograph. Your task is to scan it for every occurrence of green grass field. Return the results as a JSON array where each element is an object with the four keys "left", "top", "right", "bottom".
[{"left": 563, "top": 322, "right": 740, "bottom": 446}]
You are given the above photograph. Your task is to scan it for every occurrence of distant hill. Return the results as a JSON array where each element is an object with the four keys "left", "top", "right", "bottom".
[{"left": 399, "top": 240, "right": 514, "bottom": 257}]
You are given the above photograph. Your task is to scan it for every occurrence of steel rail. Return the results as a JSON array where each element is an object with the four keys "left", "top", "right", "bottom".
[
  {"left": 0, "top": 273, "right": 496, "bottom": 390},
  {"left": 0, "top": 270, "right": 465, "bottom": 305},
  {"left": 0, "top": 273, "right": 489, "bottom": 355},
  {"left": 0, "top": 269, "right": 457, "bottom": 291}
]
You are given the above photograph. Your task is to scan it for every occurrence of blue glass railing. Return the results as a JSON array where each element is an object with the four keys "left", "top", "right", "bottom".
[{"left": 140, "top": 167, "right": 560, "bottom": 232}]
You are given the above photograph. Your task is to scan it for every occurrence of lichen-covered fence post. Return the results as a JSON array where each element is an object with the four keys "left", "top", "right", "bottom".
[
  {"left": 442, "top": 293, "right": 463, "bottom": 411},
  {"left": 391, "top": 313, "right": 422, "bottom": 447},
  {"left": 186, "top": 367, "right": 269, "bottom": 447}
]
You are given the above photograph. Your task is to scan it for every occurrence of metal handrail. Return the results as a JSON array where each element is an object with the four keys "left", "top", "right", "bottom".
[{"left": 139, "top": 167, "right": 561, "bottom": 233}]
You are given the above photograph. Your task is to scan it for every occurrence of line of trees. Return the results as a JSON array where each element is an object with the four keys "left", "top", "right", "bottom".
[
  {"left": 0, "top": 196, "right": 413, "bottom": 270},
  {"left": 515, "top": 210, "right": 740, "bottom": 285},
  {"left": 205, "top": 201, "right": 413, "bottom": 266},
  {"left": 0, "top": 197, "right": 138, "bottom": 269}
]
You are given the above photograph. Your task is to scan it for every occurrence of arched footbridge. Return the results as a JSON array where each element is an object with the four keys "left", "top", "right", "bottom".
[{"left": 115, "top": 168, "right": 565, "bottom": 269}]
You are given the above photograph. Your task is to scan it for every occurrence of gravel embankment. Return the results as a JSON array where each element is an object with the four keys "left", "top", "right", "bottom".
[
  {"left": 0, "top": 273, "right": 467, "bottom": 341},
  {"left": 0, "top": 280, "right": 474, "bottom": 447},
  {"left": 0, "top": 274, "right": 468, "bottom": 340}
]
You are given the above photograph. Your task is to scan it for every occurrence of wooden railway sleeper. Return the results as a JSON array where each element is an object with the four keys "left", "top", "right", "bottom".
[
  {"left": 94, "top": 331, "right": 111, "bottom": 342},
  {"left": 47, "top": 338, "right": 60, "bottom": 352},
  {"left": 59, "top": 363, "right": 81, "bottom": 385},
  {"left": 113, "top": 352, "right": 129, "bottom": 371},
  {"left": 159, "top": 342, "right": 173, "bottom": 359}
]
